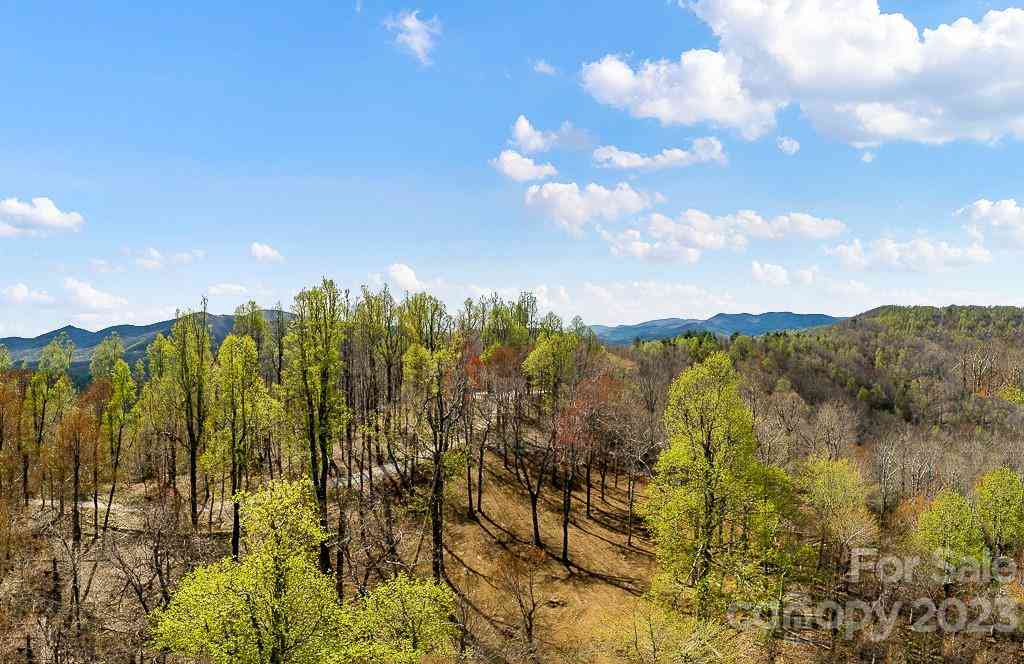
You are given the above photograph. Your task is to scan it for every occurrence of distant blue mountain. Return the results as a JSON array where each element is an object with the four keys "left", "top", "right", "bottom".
[{"left": 591, "top": 312, "right": 844, "bottom": 345}]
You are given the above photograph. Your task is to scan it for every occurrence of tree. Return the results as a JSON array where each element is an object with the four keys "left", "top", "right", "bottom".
[
  {"left": 282, "top": 279, "right": 348, "bottom": 573},
  {"left": 100, "top": 359, "right": 136, "bottom": 534},
  {"left": 401, "top": 294, "right": 467, "bottom": 580},
  {"left": 354, "top": 573, "right": 458, "bottom": 663},
  {"left": 913, "top": 489, "right": 985, "bottom": 587},
  {"left": 151, "top": 481, "right": 351, "bottom": 664},
  {"left": 152, "top": 481, "right": 457, "bottom": 664},
  {"left": 25, "top": 333, "right": 74, "bottom": 504},
  {"left": 211, "top": 334, "right": 270, "bottom": 559},
  {"left": 172, "top": 304, "right": 213, "bottom": 529},
  {"left": 645, "top": 352, "right": 789, "bottom": 615},
  {"left": 520, "top": 328, "right": 579, "bottom": 551},
  {"left": 801, "top": 456, "right": 878, "bottom": 571},
  {"left": 89, "top": 332, "right": 125, "bottom": 381},
  {"left": 974, "top": 467, "right": 1024, "bottom": 557}
]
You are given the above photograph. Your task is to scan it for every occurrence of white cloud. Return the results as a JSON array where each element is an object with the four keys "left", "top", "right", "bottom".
[
  {"left": 132, "top": 247, "right": 204, "bottom": 270},
  {"left": 751, "top": 261, "right": 790, "bottom": 286},
  {"left": 598, "top": 208, "right": 844, "bottom": 263},
  {"left": 509, "top": 115, "right": 588, "bottom": 154},
  {"left": 861, "top": 151, "right": 876, "bottom": 163},
  {"left": 524, "top": 182, "right": 655, "bottom": 234},
  {"left": 777, "top": 136, "right": 800, "bottom": 155},
  {"left": 172, "top": 249, "right": 205, "bottom": 265},
  {"left": 579, "top": 280, "right": 735, "bottom": 325},
  {"left": 2, "top": 283, "right": 54, "bottom": 305},
  {"left": 828, "top": 236, "right": 992, "bottom": 272},
  {"left": 583, "top": 1, "right": 1024, "bottom": 146},
  {"left": 0, "top": 197, "right": 84, "bottom": 235},
  {"left": 251, "top": 242, "right": 285, "bottom": 263},
  {"left": 593, "top": 137, "right": 726, "bottom": 170},
  {"left": 490, "top": 150, "right": 558, "bottom": 182},
  {"left": 598, "top": 227, "right": 703, "bottom": 263},
  {"left": 63, "top": 277, "right": 127, "bottom": 311},
  {"left": 208, "top": 283, "right": 248, "bottom": 296},
  {"left": 384, "top": 10, "right": 441, "bottom": 66},
  {"left": 387, "top": 262, "right": 423, "bottom": 291},
  {"left": 795, "top": 265, "right": 820, "bottom": 285},
  {"left": 533, "top": 59, "right": 557, "bottom": 76},
  {"left": 388, "top": 263, "right": 436, "bottom": 292},
  {"left": 957, "top": 198, "right": 1024, "bottom": 248},
  {"left": 580, "top": 52, "right": 781, "bottom": 139},
  {"left": 136, "top": 248, "right": 164, "bottom": 270}
]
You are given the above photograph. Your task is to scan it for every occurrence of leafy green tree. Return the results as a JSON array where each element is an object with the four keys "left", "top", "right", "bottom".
[
  {"left": 153, "top": 481, "right": 457, "bottom": 664},
  {"left": 522, "top": 329, "right": 578, "bottom": 407},
  {"left": 353, "top": 573, "right": 457, "bottom": 663},
  {"left": 645, "top": 352, "right": 788, "bottom": 615},
  {"left": 801, "top": 456, "right": 878, "bottom": 569},
  {"left": 210, "top": 334, "right": 272, "bottom": 558},
  {"left": 101, "top": 359, "right": 136, "bottom": 534},
  {"left": 89, "top": 332, "right": 125, "bottom": 381},
  {"left": 233, "top": 301, "right": 271, "bottom": 380},
  {"left": 172, "top": 304, "right": 214, "bottom": 529},
  {"left": 913, "top": 489, "right": 985, "bottom": 583},
  {"left": 400, "top": 294, "right": 467, "bottom": 580},
  {"left": 282, "top": 279, "right": 349, "bottom": 573},
  {"left": 152, "top": 481, "right": 350, "bottom": 664},
  {"left": 974, "top": 467, "right": 1024, "bottom": 556}
]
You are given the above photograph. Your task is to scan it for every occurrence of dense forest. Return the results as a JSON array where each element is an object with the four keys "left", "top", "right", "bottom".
[{"left": 3, "top": 287, "right": 1024, "bottom": 663}]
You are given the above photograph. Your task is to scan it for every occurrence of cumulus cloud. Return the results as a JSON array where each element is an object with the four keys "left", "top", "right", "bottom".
[
  {"left": 751, "top": 261, "right": 790, "bottom": 286},
  {"left": 63, "top": 278, "right": 127, "bottom": 311},
  {"left": 583, "top": 1, "right": 1024, "bottom": 146},
  {"left": 598, "top": 208, "right": 844, "bottom": 262},
  {"left": 524, "top": 182, "right": 655, "bottom": 234},
  {"left": 208, "top": 283, "right": 248, "bottom": 296},
  {"left": 777, "top": 136, "right": 800, "bottom": 155},
  {"left": 388, "top": 263, "right": 428, "bottom": 292},
  {"left": 533, "top": 59, "right": 557, "bottom": 75},
  {"left": 581, "top": 51, "right": 782, "bottom": 139},
  {"left": 251, "top": 242, "right": 284, "bottom": 263},
  {"left": 509, "top": 115, "right": 588, "bottom": 154},
  {"left": 592, "top": 137, "right": 726, "bottom": 170},
  {"left": 957, "top": 198, "right": 1024, "bottom": 247},
  {"left": 0, "top": 197, "right": 84, "bottom": 236},
  {"left": 828, "top": 236, "right": 992, "bottom": 272},
  {"left": 490, "top": 150, "right": 558, "bottom": 182},
  {"left": 861, "top": 151, "right": 876, "bottom": 163},
  {"left": 384, "top": 10, "right": 441, "bottom": 66},
  {"left": 2, "top": 283, "right": 54, "bottom": 305}
]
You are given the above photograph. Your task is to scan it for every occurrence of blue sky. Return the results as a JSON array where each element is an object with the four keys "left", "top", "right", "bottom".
[{"left": 3, "top": 0, "right": 1024, "bottom": 336}]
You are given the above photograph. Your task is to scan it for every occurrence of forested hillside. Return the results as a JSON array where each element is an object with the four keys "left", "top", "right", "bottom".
[{"left": 2, "top": 291, "right": 1024, "bottom": 663}]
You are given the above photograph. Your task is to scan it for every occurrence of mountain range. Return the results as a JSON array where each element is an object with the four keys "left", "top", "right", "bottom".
[
  {"left": 0, "top": 312, "right": 285, "bottom": 381},
  {"left": 2, "top": 310, "right": 844, "bottom": 379},
  {"left": 589, "top": 312, "right": 844, "bottom": 345}
]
